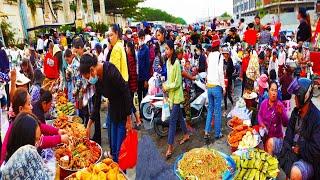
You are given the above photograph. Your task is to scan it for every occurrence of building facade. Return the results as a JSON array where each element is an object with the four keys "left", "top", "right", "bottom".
[{"left": 233, "top": 0, "right": 316, "bottom": 19}]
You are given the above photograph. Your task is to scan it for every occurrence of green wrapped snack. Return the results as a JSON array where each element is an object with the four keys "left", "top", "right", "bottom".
[
  {"left": 244, "top": 169, "right": 251, "bottom": 180},
  {"left": 232, "top": 155, "right": 241, "bottom": 169},
  {"left": 249, "top": 150, "right": 255, "bottom": 159},
  {"left": 266, "top": 156, "right": 278, "bottom": 165},
  {"left": 260, "top": 152, "right": 266, "bottom": 161},
  {"left": 243, "top": 159, "right": 249, "bottom": 169},
  {"left": 238, "top": 169, "right": 247, "bottom": 179},
  {"left": 248, "top": 158, "right": 255, "bottom": 169},
  {"left": 248, "top": 169, "right": 257, "bottom": 180},
  {"left": 254, "top": 159, "right": 263, "bottom": 170},
  {"left": 260, "top": 172, "right": 266, "bottom": 180},
  {"left": 268, "top": 163, "right": 278, "bottom": 171},
  {"left": 262, "top": 162, "right": 269, "bottom": 173},
  {"left": 255, "top": 151, "right": 261, "bottom": 160},
  {"left": 267, "top": 169, "right": 279, "bottom": 178},
  {"left": 254, "top": 170, "right": 260, "bottom": 180}
]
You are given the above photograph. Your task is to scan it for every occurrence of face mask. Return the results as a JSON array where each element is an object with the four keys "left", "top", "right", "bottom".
[
  {"left": 139, "top": 40, "right": 144, "bottom": 46},
  {"left": 127, "top": 34, "right": 132, "bottom": 38},
  {"left": 88, "top": 75, "right": 98, "bottom": 85}
]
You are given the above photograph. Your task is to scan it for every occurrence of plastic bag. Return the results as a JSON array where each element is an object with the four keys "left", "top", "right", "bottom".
[
  {"left": 119, "top": 129, "right": 138, "bottom": 170},
  {"left": 161, "top": 101, "right": 170, "bottom": 122}
]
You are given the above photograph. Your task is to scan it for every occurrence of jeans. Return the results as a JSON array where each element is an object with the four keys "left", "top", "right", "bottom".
[
  {"left": 167, "top": 104, "right": 188, "bottom": 145},
  {"left": 224, "top": 78, "right": 233, "bottom": 110},
  {"left": 110, "top": 119, "right": 126, "bottom": 163},
  {"left": 138, "top": 80, "right": 148, "bottom": 113},
  {"left": 66, "top": 81, "right": 74, "bottom": 103},
  {"left": 205, "top": 86, "right": 223, "bottom": 137}
]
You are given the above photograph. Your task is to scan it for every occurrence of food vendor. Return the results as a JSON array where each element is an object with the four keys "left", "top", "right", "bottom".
[
  {"left": 279, "top": 78, "right": 320, "bottom": 180},
  {"left": 258, "top": 81, "right": 288, "bottom": 156},
  {"left": 1, "top": 112, "right": 54, "bottom": 179},
  {"left": 79, "top": 53, "right": 132, "bottom": 163},
  {"left": 1, "top": 88, "right": 69, "bottom": 164}
]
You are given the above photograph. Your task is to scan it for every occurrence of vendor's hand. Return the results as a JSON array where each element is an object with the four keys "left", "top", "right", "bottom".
[
  {"left": 58, "top": 129, "right": 67, "bottom": 135},
  {"left": 10, "top": 69, "right": 16, "bottom": 82},
  {"left": 144, "top": 81, "right": 148, "bottom": 89},
  {"left": 86, "top": 127, "right": 91, "bottom": 138},
  {"left": 61, "top": 134, "right": 69, "bottom": 144},
  {"left": 126, "top": 116, "right": 132, "bottom": 131},
  {"left": 292, "top": 146, "right": 300, "bottom": 154}
]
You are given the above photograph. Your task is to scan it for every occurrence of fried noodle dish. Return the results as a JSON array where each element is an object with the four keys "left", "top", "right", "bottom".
[{"left": 178, "top": 148, "right": 228, "bottom": 180}]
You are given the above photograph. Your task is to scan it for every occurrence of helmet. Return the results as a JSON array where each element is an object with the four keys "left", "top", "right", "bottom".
[{"left": 288, "top": 78, "right": 313, "bottom": 107}]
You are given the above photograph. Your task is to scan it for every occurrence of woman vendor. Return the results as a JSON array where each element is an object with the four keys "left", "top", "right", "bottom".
[{"left": 258, "top": 81, "right": 289, "bottom": 155}]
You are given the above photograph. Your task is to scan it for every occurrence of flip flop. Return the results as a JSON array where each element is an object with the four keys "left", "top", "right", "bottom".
[
  {"left": 165, "top": 151, "right": 173, "bottom": 160},
  {"left": 179, "top": 137, "right": 190, "bottom": 145}
]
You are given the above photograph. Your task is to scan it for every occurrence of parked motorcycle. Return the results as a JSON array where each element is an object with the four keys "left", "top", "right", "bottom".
[{"left": 152, "top": 73, "right": 207, "bottom": 137}]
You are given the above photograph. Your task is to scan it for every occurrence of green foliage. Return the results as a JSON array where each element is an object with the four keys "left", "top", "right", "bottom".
[
  {"left": 27, "top": 0, "right": 41, "bottom": 14},
  {"left": 59, "top": 24, "right": 73, "bottom": 32},
  {"left": 85, "top": 22, "right": 108, "bottom": 33},
  {"left": 95, "top": 22, "right": 108, "bottom": 33},
  {"left": 70, "top": 2, "right": 77, "bottom": 12},
  {"left": 92, "top": 0, "right": 144, "bottom": 17},
  {"left": 0, "top": 19, "right": 15, "bottom": 46},
  {"left": 76, "top": 27, "right": 83, "bottom": 34},
  {"left": 134, "top": 7, "right": 187, "bottom": 25},
  {"left": 220, "top": 12, "right": 232, "bottom": 18}
]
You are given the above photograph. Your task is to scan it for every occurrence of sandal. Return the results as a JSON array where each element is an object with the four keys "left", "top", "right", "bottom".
[
  {"left": 165, "top": 150, "right": 173, "bottom": 159},
  {"left": 179, "top": 137, "right": 190, "bottom": 145}
]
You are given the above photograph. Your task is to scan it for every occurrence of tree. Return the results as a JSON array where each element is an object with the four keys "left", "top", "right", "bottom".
[
  {"left": 0, "top": 18, "right": 15, "bottom": 46},
  {"left": 220, "top": 12, "right": 232, "bottom": 18},
  {"left": 134, "top": 7, "right": 187, "bottom": 25},
  {"left": 92, "top": 0, "right": 144, "bottom": 17}
]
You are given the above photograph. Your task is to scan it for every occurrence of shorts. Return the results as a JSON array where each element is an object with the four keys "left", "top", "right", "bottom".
[
  {"left": 293, "top": 160, "right": 314, "bottom": 180},
  {"left": 272, "top": 137, "right": 283, "bottom": 157}
]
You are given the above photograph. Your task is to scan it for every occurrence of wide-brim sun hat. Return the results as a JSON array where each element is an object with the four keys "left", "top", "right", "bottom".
[
  {"left": 16, "top": 72, "right": 31, "bottom": 86},
  {"left": 257, "top": 74, "right": 269, "bottom": 89}
]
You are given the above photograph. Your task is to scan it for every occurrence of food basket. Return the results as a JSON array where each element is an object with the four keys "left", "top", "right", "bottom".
[
  {"left": 63, "top": 158, "right": 128, "bottom": 180},
  {"left": 58, "top": 141, "right": 103, "bottom": 178},
  {"left": 64, "top": 168, "right": 128, "bottom": 180},
  {"left": 173, "top": 149, "right": 236, "bottom": 180}
]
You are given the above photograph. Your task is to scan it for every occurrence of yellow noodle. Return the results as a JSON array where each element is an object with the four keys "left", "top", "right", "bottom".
[{"left": 178, "top": 148, "right": 228, "bottom": 180}]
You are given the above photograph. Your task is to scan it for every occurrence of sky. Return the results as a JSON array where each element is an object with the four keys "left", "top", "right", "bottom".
[{"left": 140, "top": 0, "right": 233, "bottom": 24}]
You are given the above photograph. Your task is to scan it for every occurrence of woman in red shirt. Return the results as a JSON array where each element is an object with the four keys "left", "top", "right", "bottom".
[
  {"left": 126, "top": 41, "right": 142, "bottom": 127},
  {"left": 240, "top": 48, "right": 250, "bottom": 95},
  {"left": 43, "top": 43, "right": 59, "bottom": 80}
]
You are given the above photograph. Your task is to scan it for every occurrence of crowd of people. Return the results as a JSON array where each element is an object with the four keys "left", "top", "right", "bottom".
[{"left": 0, "top": 6, "right": 319, "bottom": 180}]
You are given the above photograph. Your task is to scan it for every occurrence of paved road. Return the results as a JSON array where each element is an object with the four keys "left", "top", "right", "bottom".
[{"left": 99, "top": 79, "right": 320, "bottom": 179}]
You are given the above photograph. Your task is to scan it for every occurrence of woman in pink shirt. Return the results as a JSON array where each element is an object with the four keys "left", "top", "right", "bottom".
[
  {"left": 258, "top": 81, "right": 289, "bottom": 156},
  {"left": 1, "top": 88, "right": 69, "bottom": 164}
]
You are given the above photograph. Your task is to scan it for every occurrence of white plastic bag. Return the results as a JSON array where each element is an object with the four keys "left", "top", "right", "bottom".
[{"left": 161, "top": 102, "right": 170, "bottom": 122}]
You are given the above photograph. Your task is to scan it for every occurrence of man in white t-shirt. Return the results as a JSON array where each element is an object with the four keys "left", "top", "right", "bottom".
[{"left": 36, "top": 35, "right": 44, "bottom": 54}]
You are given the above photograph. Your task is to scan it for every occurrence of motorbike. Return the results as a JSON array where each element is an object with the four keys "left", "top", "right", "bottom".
[
  {"left": 152, "top": 73, "right": 207, "bottom": 137},
  {"left": 140, "top": 74, "right": 164, "bottom": 121}
]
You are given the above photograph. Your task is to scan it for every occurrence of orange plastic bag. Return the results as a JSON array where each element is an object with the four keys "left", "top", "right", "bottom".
[{"left": 118, "top": 129, "right": 138, "bottom": 170}]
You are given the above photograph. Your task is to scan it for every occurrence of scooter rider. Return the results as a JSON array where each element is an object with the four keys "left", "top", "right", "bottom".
[{"left": 278, "top": 78, "right": 320, "bottom": 180}]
